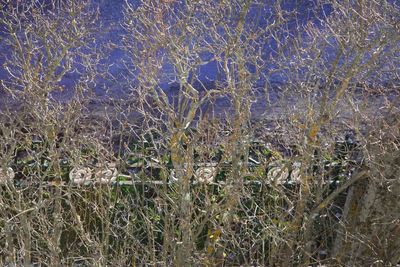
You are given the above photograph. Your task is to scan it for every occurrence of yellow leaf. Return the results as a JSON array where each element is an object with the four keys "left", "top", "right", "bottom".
[
  {"left": 271, "top": 150, "right": 282, "bottom": 160},
  {"left": 308, "top": 124, "right": 319, "bottom": 141}
]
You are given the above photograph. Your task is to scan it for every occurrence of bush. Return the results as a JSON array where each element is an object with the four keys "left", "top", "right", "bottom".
[{"left": 0, "top": 0, "right": 399, "bottom": 266}]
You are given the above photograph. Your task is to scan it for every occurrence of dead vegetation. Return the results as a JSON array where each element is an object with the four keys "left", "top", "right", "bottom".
[{"left": 0, "top": 0, "right": 399, "bottom": 266}]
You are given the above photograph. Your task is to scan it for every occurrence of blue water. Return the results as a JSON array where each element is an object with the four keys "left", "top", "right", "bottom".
[{"left": 0, "top": 0, "right": 398, "bottom": 108}]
